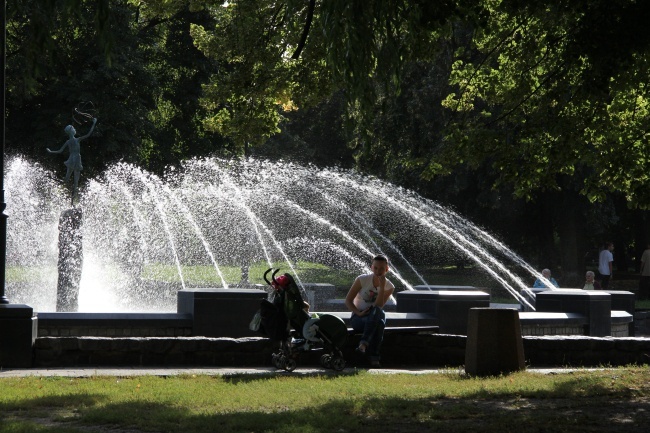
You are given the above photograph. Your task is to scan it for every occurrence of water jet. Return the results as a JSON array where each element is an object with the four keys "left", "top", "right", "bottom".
[{"left": 5, "top": 155, "right": 541, "bottom": 313}]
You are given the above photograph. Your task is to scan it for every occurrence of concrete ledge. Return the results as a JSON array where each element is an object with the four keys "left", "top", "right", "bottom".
[
  {"left": 611, "top": 310, "right": 633, "bottom": 323},
  {"left": 519, "top": 312, "right": 586, "bottom": 336},
  {"left": 536, "top": 290, "right": 612, "bottom": 336},
  {"left": 32, "top": 334, "right": 650, "bottom": 369},
  {"left": 519, "top": 312, "right": 586, "bottom": 326},
  {"left": 413, "top": 285, "right": 476, "bottom": 291},
  {"left": 522, "top": 335, "right": 650, "bottom": 367},
  {"left": 38, "top": 312, "right": 193, "bottom": 326},
  {"left": 395, "top": 290, "right": 490, "bottom": 335},
  {"left": 178, "top": 288, "right": 267, "bottom": 337},
  {"left": 317, "top": 311, "right": 437, "bottom": 328}
]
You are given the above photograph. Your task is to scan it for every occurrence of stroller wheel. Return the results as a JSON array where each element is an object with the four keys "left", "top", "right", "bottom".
[
  {"left": 284, "top": 358, "right": 297, "bottom": 372},
  {"left": 331, "top": 356, "right": 346, "bottom": 371},
  {"left": 320, "top": 354, "right": 332, "bottom": 369}
]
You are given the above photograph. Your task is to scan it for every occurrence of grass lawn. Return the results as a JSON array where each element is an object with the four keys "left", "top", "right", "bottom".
[{"left": 1, "top": 367, "right": 649, "bottom": 432}]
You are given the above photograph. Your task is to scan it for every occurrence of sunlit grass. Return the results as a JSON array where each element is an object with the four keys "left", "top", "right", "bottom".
[
  {"left": 5, "top": 266, "right": 57, "bottom": 283},
  {"left": 1, "top": 367, "right": 649, "bottom": 433},
  {"left": 141, "top": 261, "right": 357, "bottom": 287}
]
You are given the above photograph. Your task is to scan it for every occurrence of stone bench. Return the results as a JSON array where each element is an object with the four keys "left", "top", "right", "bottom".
[
  {"left": 395, "top": 290, "right": 490, "bottom": 335},
  {"left": 346, "top": 325, "right": 440, "bottom": 336},
  {"left": 315, "top": 311, "right": 437, "bottom": 328}
]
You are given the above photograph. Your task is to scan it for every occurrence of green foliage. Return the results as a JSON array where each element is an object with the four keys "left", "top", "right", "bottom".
[
  {"left": 439, "top": 0, "right": 650, "bottom": 207},
  {"left": 6, "top": 1, "right": 226, "bottom": 175},
  {"left": 7, "top": 0, "right": 650, "bottom": 277},
  {"left": 184, "top": 0, "right": 336, "bottom": 152}
]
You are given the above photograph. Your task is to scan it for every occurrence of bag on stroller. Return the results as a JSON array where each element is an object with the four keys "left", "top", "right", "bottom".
[{"left": 258, "top": 268, "right": 348, "bottom": 371}]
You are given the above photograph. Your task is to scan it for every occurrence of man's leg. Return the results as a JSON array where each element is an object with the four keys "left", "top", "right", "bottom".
[
  {"left": 365, "top": 307, "right": 386, "bottom": 361},
  {"left": 640, "top": 276, "right": 650, "bottom": 300},
  {"left": 350, "top": 313, "right": 367, "bottom": 346}
]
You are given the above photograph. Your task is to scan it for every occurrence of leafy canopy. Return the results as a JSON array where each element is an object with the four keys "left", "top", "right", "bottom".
[{"left": 132, "top": 1, "right": 650, "bottom": 207}]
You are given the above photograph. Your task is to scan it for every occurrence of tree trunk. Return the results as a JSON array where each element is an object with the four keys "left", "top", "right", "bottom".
[{"left": 556, "top": 197, "right": 585, "bottom": 288}]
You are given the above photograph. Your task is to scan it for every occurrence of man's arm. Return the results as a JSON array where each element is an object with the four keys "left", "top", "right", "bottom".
[
  {"left": 345, "top": 278, "right": 364, "bottom": 315},
  {"left": 377, "top": 284, "right": 394, "bottom": 308}
]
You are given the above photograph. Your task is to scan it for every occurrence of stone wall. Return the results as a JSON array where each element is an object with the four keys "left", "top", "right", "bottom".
[
  {"left": 37, "top": 313, "right": 193, "bottom": 338},
  {"left": 521, "top": 324, "right": 584, "bottom": 336},
  {"left": 33, "top": 333, "right": 650, "bottom": 369}
]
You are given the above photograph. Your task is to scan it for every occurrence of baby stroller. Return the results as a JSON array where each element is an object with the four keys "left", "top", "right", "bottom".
[{"left": 258, "top": 268, "right": 348, "bottom": 371}]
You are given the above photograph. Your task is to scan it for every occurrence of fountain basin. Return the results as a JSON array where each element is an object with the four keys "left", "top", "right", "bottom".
[
  {"left": 37, "top": 312, "right": 193, "bottom": 337},
  {"left": 177, "top": 288, "right": 267, "bottom": 338}
]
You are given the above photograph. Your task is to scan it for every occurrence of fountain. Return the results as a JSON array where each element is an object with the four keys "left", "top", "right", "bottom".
[
  {"left": 2, "top": 155, "right": 642, "bottom": 370},
  {"left": 5, "top": 155, "right": 541, "bottom": 313}
]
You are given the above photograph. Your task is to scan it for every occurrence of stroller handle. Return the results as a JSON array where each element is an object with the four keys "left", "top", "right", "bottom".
[{"left": 264, "top": 268, "right": 280, "bottom": 286}]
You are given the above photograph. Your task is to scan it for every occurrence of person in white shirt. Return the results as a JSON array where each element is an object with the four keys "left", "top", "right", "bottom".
[
  {"left": 598, "top": 242, "right": 614, "bottom": 289},
  {"left": 345, "top": 255, "right": 395, "bottom": 368}
]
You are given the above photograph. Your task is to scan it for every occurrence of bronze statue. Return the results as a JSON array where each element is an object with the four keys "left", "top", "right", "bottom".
[{"left": 47, "top": 117, "right": 97, "bottom": 204}]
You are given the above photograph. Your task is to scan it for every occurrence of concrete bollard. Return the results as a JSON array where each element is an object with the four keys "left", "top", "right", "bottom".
[
  {"left": 464, "top": 308, "right": 525, "bottom": 376},
  {"left": 0, "top": 304, "right": 38, "bottom": 367}
]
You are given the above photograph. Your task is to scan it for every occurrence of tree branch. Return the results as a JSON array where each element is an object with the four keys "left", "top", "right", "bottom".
[{"left": 291, "top": 0, "right": 316, "bottom": 59}]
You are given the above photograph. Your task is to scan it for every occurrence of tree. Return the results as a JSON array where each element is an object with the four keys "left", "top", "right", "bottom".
[
  {"left": 6, "top": 0, "right": 226, "bottom": 175},
  {"left": 137, "top": 1, "right": 650, "bottom": 207},
  {"left": 437, "top": 0, "right": 650, "bottom": 207},
  {"left": 135, "top": 0, "right": 477, "bottom": 154}
]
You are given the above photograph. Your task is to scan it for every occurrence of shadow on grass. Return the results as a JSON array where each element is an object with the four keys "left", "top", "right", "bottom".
[
  {"left": 2, "top": 374, "right": 648, "bottom": 433},
  {"left": 221, "top": 368, "right": 366, "bottom": 384}
]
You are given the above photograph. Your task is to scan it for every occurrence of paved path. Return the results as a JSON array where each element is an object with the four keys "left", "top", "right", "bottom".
[{"left": 0, "top": 366, "right": 604, "bottom": 378}]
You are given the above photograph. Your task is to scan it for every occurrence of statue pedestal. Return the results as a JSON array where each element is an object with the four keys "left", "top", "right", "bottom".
[
  {"left": 56, "top": 208, "right": 83, "bottom": 312},
  {"left": 0, "top": 304, "right": 38, "bottom": 367}
]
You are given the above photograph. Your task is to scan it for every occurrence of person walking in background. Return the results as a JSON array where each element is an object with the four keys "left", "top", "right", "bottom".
[
  {"left": 639, "top": 244, "right": 650, "bottom": 300},
  {"left": 582, "top": 271, "right": 601, "bottom": 290},
  {"left": 598, "top": 242, "right": 614, "bottom": 289},
  {"left": 532, "top": 268, "right": 559, "bottom": 288}
]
